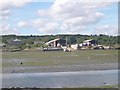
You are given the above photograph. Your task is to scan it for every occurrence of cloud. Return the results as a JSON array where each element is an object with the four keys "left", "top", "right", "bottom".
[
  {"left": 48, "top": 0, "right": 110, "bottom": 20},
  {"left": 23, "top": 13, "right": 104, "bottom": 34},
  {"left": 17, "top": 19, "right": 59, "bottom": 34},
  {"left": 0, "top": 0, "right": 32, "bottom": 21},
  {"left": 38, "top": 22, "right": 60, "bottom": 34},
  {"left": 17, "top": 18, "right": 47, "bottom": 28},
  {"left": 61, "top": 12, "right": 104, "bottom": 29},
  {"left": 1, "top": 9, "right": 10, "bottom": 16},
  {"left": 3, "top": 0, "right": 117, "bottom": 35},
  {"left": 0, "top": 9, "right": 11, "bottom": 20},
  {"left": 95, "top": 24, "right": 118, "bottom": 35},
  {"left": 0, "top": 0, "right": 32, "bottom": 10},
  {"left": 31, "top": 18, "right": 48, "bottom": 28},
  {"left": 36, "top": 0, "right": 111, "bottom": 34},
  {"left": 0, "top": 23, "right": 20, "bottom": 35},
  {"left": 37, "top": 10, "right": 48, "bottom": 17},
  {"left": 18, "top": 21, "right": 28, "bottom": 27}
]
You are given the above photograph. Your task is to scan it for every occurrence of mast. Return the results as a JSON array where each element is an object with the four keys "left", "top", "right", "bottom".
[{"left": 66, "top": 37, "right": 68, "bottom": 46}]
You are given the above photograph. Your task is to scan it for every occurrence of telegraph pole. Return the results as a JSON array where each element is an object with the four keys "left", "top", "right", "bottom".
[{"left": 66, "top": 37, "right": 68, "bottom": 46}]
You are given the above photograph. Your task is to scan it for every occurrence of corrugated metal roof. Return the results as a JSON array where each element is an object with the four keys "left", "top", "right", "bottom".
[{"left": 45, "top": 38, "right": 61, "bottom": 45}]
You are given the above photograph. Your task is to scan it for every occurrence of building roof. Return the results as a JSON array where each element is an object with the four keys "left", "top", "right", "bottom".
[
  {"left": 83, "top": 39, "right": 93, "bottom": 42},
  {"left": 13, "top": 39, "right": 21, "bottom": 41},
  {"left": 45, "top": 38, "right": 61, "bottom": 45}
]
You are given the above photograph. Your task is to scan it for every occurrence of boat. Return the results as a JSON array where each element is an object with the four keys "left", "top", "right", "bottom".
[{"left": 42, "top": 47, "right": 63, "bottom": 51}]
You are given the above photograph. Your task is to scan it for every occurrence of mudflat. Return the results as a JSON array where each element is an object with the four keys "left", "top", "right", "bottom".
[{"left": 2, "top": 50, "right": 119, "bottom": 73}]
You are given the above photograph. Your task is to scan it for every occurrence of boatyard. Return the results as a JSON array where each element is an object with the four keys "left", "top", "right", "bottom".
[{"left": 1, "top": 0, "right": 119, "bottom": 88}]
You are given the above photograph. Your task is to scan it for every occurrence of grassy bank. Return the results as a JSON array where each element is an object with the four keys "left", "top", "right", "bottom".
[
  {"left": 2, "top": 50, "right": 118, "bottom": 66},
  {"left": 2, "top": 50, "right": 118, "bottom": 73}
]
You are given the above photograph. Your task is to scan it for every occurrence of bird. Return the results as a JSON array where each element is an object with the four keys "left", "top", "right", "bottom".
[
  {"left": 19, "top": 62, "right": 23, "bottom": 65},
  {"left": 103, "top": 82, "right": 110, "bottom": 86}
]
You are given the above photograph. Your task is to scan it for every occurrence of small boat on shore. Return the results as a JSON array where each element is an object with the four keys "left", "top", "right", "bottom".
[{"left": 42, "top": 47, "right": 63, "bottom": 51}]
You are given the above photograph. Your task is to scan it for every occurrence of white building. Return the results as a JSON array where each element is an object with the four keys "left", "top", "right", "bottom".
[
  {"left": 9, "top": 39, "right": 22, "bottom": 46},
  {"left": 71, "top": 44, "right": 80, "bottom": 50}
]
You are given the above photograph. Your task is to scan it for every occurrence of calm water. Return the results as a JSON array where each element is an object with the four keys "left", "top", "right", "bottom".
[{"left": 2, "top": 70, "right": 118, "bottom": 88}]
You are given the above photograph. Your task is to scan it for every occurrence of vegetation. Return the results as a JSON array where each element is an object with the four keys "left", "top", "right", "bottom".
[
  {"left": 2, "top": 50, "right": 118, "bottom": 69},
  {"left": 1, "top": 34, "right": 120, "bottom": 51}
]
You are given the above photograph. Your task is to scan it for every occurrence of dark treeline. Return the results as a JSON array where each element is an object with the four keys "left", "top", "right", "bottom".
[{"left": 1, "top": 34, "right": 120, "bottom": 46}]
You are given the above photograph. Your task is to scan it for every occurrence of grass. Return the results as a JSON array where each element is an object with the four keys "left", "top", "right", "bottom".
[{"left": 2, "top": 50, "right": 118, "bottom": 67}]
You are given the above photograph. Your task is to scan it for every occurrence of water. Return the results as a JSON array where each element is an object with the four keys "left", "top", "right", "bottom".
[{"left": 2, "top": 70, "right": 118, "bottom": 88}]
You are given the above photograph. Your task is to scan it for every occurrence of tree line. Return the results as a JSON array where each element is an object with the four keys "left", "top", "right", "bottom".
[{"left": 1, "top": 34, "right": 120, "bottom": 50}]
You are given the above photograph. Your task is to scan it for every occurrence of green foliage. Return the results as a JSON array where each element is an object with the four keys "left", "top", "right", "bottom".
[{"left": 1, "top": 34, "right": 119, "bottom": 50}]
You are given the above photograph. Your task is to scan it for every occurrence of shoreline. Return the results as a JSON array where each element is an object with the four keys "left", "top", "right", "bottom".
[
  {"left": 2, "top": 63, "right": 118, "bottom": 74},
  {"left": 2, "top": 69, "right": 118, "bottom": 75}
]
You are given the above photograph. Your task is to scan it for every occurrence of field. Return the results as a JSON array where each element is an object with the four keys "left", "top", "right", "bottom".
[{"left": 2, "top": 50, "right": 118, "bottom": 73}]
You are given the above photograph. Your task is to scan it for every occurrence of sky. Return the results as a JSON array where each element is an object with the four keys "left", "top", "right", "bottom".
[{"left": 0, "top": 0, "right": 119, "bottom": 36}]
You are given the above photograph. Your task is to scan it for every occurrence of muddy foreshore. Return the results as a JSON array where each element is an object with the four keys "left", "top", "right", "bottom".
[{"left": 2, "top": 63, "right": 118, "bottom": 73}]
